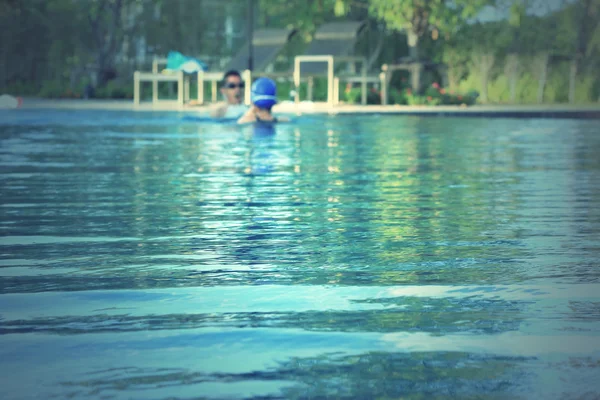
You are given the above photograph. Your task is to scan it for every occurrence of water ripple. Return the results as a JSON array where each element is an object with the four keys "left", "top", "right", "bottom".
[{"left": 1, "top": 113, "right": 599, "bottom": 399}]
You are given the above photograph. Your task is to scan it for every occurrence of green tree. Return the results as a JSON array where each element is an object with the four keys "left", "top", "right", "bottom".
[
  {"left": 332, "top": 0, "right": 494, "bottom": 93},
  {"left": 82, "top": 0, "right": 138, "bottom": 87},
  {"left": 0, "top": 0, "right": 146, "bottom": 93},
  {"left": 505, "top": 0, "right": 528, "bottom": 102},
  {"left": 337, "top": 0, "right": 494, "bottom": 61},
  {"left": 455, "top": 20, "right": 509, "bottom": 103},
  {"left": 259, "top": 0, "right": 341, "bottom": 42},
  {"left": 562, "top": 0, "right": 600, "bottom": 102}
]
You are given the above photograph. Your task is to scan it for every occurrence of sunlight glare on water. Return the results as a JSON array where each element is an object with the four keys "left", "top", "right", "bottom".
[{"left": 1, "top": 109, "right": 600, "bottom": 399}]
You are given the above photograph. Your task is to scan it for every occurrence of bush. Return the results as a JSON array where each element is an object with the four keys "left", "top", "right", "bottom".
[
  {"left": 457, "top": 73, "right": 482, "bottom": 100},
  {"left": 387, "top": 83, "right": 478, "bottom": 106},
  {"left": 344, "top": 87, "right": 362, "bottom": 104},
  {"left": 101, "top": 80, "right": 136, "bottom": 99},
  {"left": 3, "top": 80, "right": 40, "bottom": 96},
  {"left": 272, "top": 79, "right": 299, "bottom": 102},
  {"left": 38, "top": 81, "right": 64, "bottom": 98},
  {"left": 576, "top": 74, "right": 599, "bottom": 103},
  {"left": 487, "top": 75, "right": 510, "bottom": 103},
  {"left": 367, "top": 88, "right": 381, "bottom": 104},
  {"left": 343, "top": 85, "right": 382, "bottom": 104},
  {"left": 389, "top": 89, "right": 407, "bottom": 105},
  {"left": 94, "top": 81, "right": 133, "bottom": 99},
  {"left": 451, "top": 60, "right": 600, "bottom": 104},
  {"left": 310, "top": 77, "right": 329, "bottom": 102}
]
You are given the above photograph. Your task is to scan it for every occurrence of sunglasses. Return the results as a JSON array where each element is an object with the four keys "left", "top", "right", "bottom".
[{"left": 224, "top": 82, "right": 245, "bottom": 89}]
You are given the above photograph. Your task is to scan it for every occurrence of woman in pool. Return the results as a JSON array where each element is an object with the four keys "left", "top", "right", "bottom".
[{"left": 237, "top": 77, "right": 289, "bottom": 124}]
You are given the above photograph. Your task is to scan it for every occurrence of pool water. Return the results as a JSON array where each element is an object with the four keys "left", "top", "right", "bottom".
[{"left": 1, "top": 109, "right": 599, "bottom": 399}]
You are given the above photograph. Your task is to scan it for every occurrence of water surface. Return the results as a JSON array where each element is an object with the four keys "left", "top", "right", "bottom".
[{"left": 1, "top": 109, "right": 599, "bottom": 399}]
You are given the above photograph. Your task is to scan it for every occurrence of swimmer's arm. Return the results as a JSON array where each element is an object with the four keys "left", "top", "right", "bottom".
[
  {"left": 209, "top": 102, "right": 228, "bottom": 118},
  {"left": 276, "top": 116, "right": 290, "bottom": 122},
  {"left": 237, "top": 106, "right": 257, "bottom": 124}
]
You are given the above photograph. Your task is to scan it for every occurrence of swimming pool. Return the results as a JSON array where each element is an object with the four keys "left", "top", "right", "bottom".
[{"left": 1, "top": 109, "right": 599, "bottom": 399}]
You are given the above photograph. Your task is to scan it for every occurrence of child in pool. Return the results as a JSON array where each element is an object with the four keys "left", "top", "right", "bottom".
[{"left": 237, "top": 77, "right": 290, "bottom": 124}]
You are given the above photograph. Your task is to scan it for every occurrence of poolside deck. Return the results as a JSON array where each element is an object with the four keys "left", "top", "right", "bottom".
[{"left": 17, "top": 98, "right": 600, "bottom": 119}]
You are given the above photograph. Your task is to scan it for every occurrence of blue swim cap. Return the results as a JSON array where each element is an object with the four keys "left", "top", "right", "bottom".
[{"left": 251, "top": 77, "right": 277, "bottom": 109}]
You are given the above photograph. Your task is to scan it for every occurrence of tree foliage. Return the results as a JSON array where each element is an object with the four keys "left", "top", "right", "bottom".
[
  {"left": 333, "top": 0, "right": 493, "bottom": 60},
  {"left": 259, "top": 0, "right": 339, "bottom": 41},
  {"left": 1, "top": 0, "right": 598, "bottom": 103},
  {"left": 366, "top": 0, "right": 493, "bottom": 36}
]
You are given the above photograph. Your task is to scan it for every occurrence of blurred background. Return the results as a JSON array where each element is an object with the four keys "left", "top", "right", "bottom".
[{"left": 1, "top": 0, "right": 598, "bottom": 105}]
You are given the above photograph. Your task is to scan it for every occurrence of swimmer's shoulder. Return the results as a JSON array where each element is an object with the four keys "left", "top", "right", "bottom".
[{"left": 224, "top": 104, "right": 249, "bottom": 119}]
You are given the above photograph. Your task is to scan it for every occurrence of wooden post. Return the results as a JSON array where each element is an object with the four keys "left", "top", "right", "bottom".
[
  {"left": 361, "top": 58, "right": 367, "bottom": 105},
  {"left": 380, "top": 64, "right": 388, "bottom": 105},
  {"left": 411, "top": 62, "right": 422, "bottom": 94},
  {"left": 133, "top": 71, "right": 140, "bottom": 106},
  {"left": 379, "top": 72, "right": 387, "bottom": 105},
  {"left": 184, "top": 77, "right": 190, "bottom": 103},
  {"left": 293, "top": 55, "right": 334, "bottom": 105},
  {"left": 152, "top": 58, "right": 158, "bottom": 104},
  {"left": 293, "top": 57, "right": 300, "bottom": 104},
  {"left": 333, "top": 77, "right": 340, "bottom": 106},
  {"left": 242, "top": 69, "right": 252, "bottom": 106},
  {"left": 177, "top": 70, "right": 184, "bottom": 107},
  {"left": 327, "top": 56, "right": 334, "bottom": 106},
  {"left": 198, "top": 71, "right": 204, "bottom": 105}
]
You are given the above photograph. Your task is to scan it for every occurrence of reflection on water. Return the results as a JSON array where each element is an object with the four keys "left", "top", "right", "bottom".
[{"left": 1, "top": 110, "right": 599, "bottom": 399}]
